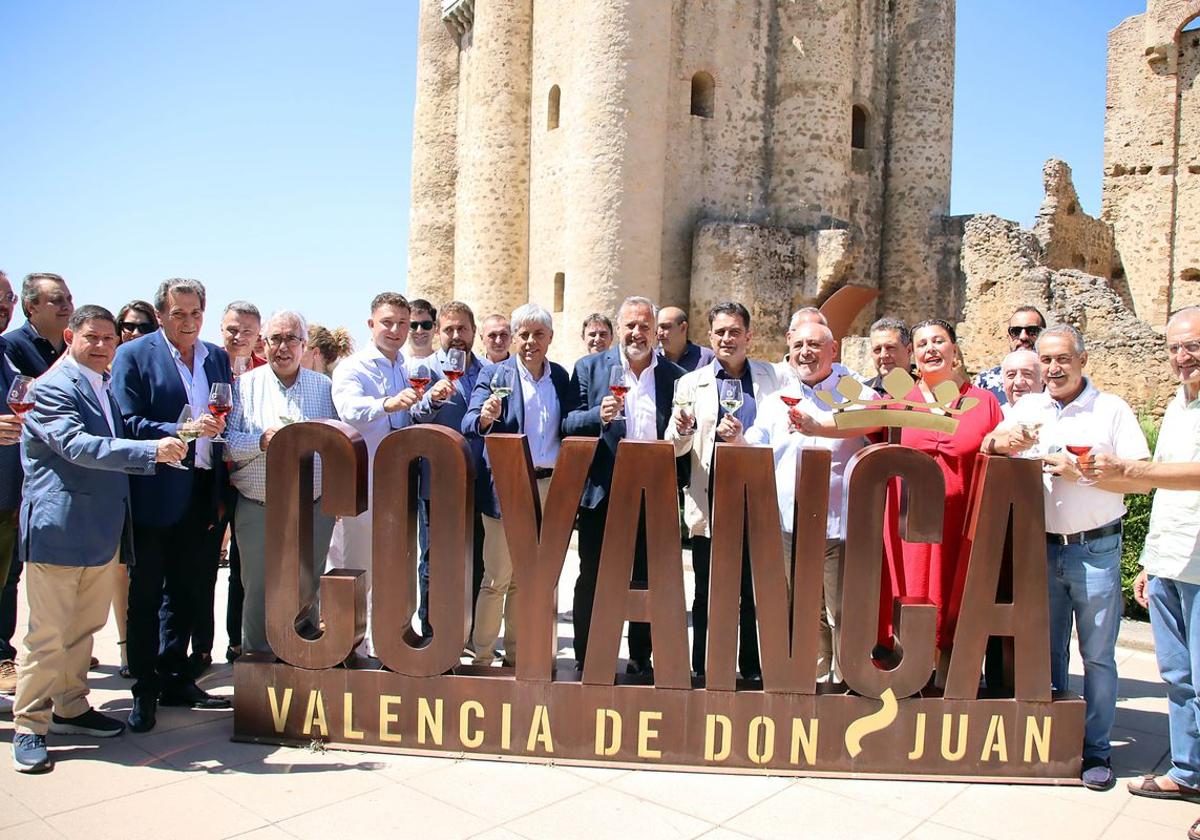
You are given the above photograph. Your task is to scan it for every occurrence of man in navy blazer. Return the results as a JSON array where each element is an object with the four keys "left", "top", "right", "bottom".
[
  {"left": 563, "top": 297, "right": 684, "bottom": 675},
  {"left": 462, "top": 304, "right": 574, "bottom": 667},
  {"left": 11, "top": 306, "right": 185, "bottom": 772},
  {"left": 111, "top": 278, "right": 232, "bottom": 732}
]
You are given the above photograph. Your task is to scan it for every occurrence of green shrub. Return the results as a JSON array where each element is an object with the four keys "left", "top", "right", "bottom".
[{"left": 1120, "top": 410, "right": 1160, "bottom": 620}]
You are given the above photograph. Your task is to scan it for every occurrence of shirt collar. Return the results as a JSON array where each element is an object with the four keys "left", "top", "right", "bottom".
[
  {"left": 20, "top": 321, "right": 52, "bottom": 346},
  {"left": 622, "top": 349, "right": 657, "bottom": 376},
  {"left": 517, "top": 358, "right": 550, "bottom": 384},
  {"left": 364, "top": 341, "right": 404, "bottom": 368},
  {"left": 1052, "top": 377, "right": 1098, "bottom": 413},
  {"left": 711, "top": 357, "right": 749, "bottom": 380},
  {"left": 162, "top": 329, "right": 208, "bottom": 366},
  {"left": 63, "top": 355, "right": 106, "bottom": 390},
  {"left": 1177, "top": 385, "right": 1200, "bottom": 409}
]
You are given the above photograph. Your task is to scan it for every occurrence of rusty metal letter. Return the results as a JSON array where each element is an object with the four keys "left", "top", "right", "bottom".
[
  {"left": 265, "top": 420, "right": 368, "bottom": 670},
  {"left": 839, "top": 444, "right": 941, "bottom": 700},
  {"left": 581, "top": 440, "right": 690, "bottom": 688},
  {"left": 487, "top": 434, "right": 597, "bottom": 681},
  {"left": 372, "top": 426, "right": 474, "bottom": 677}
]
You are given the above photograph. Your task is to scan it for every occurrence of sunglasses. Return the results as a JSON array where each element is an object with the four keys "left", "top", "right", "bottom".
[
  {"left": 410, "top": 320, "right": 435, "bottom": 331},
  {"left": 120, "top": 321, "right": 157, "bottom": 335},
  {"left": 1007, "top": 325, "right": 1042, "bottom": 339}
]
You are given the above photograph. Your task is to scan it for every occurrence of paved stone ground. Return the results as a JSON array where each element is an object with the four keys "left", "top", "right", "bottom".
[{"left": 0, "top": 546, "right": 1194, "bottom": 840}]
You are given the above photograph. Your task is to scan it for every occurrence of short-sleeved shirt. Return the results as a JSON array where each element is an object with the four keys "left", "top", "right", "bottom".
[
  {"left": 1140, "top": 388, "right": 1200, "bottom": 583},
  {"left": 1007, "top": 379, "right": 1150, "bottom": 534},
  {"left": 974, "top": 364, "right": 1006, "bottom": 406}
]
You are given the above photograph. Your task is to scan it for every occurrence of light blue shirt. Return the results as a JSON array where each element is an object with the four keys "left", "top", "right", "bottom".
[
  {"left": 517, "top": 360, "right": 560, "bottom": 469},
  {"left": 331, "top": 342, "right": 412, "bottom": 457},
  {"left": 164, "top": 330, "right": 213, "bottom": 469}
]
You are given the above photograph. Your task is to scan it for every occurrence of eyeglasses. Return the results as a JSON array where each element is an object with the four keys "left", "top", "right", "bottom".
[
  {"left": 410, "top": 320, "right": 434, "bottom": 331},
  {"left": 0, "top": 292, "right": 16, "bottom": 305},
  {"left": 1167, "top": 340, "right": 1200, "bottom": 356},
  {"left": 1007, "top": 325, "right": 1042, "bottom": 339},
  {"left": 120, "top": 321, "right": 157, "bottom": 335},
  {"left": 266, "top": 334, "right": 302, "bottom": 348}
]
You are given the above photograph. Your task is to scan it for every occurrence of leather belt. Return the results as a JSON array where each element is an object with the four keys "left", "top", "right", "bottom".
[
  {"left": 1046, "top": 520, "right": 1122, "bottom": 546},
  {"left": 533, "top": 467, "right": 554, "bottom": 480}
]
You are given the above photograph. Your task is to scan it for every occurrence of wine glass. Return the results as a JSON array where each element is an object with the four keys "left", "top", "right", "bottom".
[
  {"left": 608, "top": 366, "right": 628, "bottom": 421},
  {"left": 1065, "top": 438, "right": 1096, "bottom": 486},
  {"left": 444, "top": 349, "right": 466, "bottom": 386},
  {"left": 779, "top": 388, "right": 803, "bottom": 432},
  {"left": 6, "top": 376, "right": 35, "bottom": 418},
  {"left": 408, "top": 362, "right": 432, "bottom": 398},
  {"left": 208, "top": 382, "right": 233, "bottom": 443},
  {"left": 489, "top": 365, "right": 514, "bottom": 399},
  {"left": 719, "top": 378, "right": 743, "bottom": 416},
  {"left": 672, "top": 378, "right": 695, "bottom": 436},
  {"left": 231, "top": 355, "right": 251, "bottom": 379},
  {"left": 166, "top": 404, "right": 196, "bottom": 470}
]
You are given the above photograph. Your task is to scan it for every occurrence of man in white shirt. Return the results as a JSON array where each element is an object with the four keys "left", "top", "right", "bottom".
[
  {"left": 999, "top": 349, "right": 1043, "bottom": 416},
  {"left": 742, "top": 323, "right": 870, "bottom": 684},
  {"left": 1007, "top": 323, "right": 1150, "bottom": 791}
]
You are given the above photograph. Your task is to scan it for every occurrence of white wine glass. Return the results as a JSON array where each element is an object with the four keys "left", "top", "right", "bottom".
[
  {"left": 167, "top": 404, "right": 197, "bottom": 470},
  {"left": 490, "top": 365, "right": 514, "bottom": 399},
  {"left": 719, "top": 378, "right": 743, "bottom": 416},
  {"left": 672, "top": 378, "right": 695, "bottom": 436}
]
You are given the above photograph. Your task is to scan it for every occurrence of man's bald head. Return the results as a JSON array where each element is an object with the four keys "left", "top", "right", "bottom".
[
  {"left": 789, "top": 322, "right": 835, "bottom": 385},
  {"left": 656, "top": 305, "right": 691, "bottom": 359},
  {"left": 1001, "top": 349, "right": 1042, "bottom": 406}
]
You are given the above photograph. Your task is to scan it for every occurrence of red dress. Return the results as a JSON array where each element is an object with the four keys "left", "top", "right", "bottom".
[{"left": 878, "top": 383, "right": 1001, "bottom": 649}]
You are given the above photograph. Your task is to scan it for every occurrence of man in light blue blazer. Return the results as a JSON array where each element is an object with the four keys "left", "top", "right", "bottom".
[{"left": 11, "top": 306, "right": 185, "bottom": 773}]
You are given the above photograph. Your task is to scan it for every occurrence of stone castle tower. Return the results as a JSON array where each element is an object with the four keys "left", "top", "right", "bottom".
[{"left": 406, "top": 0, "right": 956, "bottom": 357}]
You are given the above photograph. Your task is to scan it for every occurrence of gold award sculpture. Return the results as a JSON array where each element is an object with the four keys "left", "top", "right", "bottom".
[{"left": 816, "top": 368, "right": 979, "bottom": 434}]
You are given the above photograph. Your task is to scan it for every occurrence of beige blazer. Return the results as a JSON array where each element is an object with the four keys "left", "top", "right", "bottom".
[{"left": 667, "top": 359, "right": 783, "bottom": 537}]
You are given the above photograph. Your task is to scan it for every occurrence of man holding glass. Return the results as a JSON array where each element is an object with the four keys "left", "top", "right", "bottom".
[
  {"left": 666, "top": 301, "right": 781, "bottom": 681},
  {"left": 111, "top": 278, "right": 233, "bottom": 732},
  {"left": 1005, "top": 322, "right": 1149, "bottom": 790},
  {"left": 463, "top": 304, "right": 572, "bottom": 667},
  {"left": 565, "top": 297, "right": 684, "bottom": 675}
]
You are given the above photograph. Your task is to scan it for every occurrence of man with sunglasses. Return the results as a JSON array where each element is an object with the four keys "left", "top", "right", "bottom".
[
  {"left": 974, "top": 305, "right": 1046, "bottom": 405},
  {"left": 405, "top": 299, "right": 438, "bottom": 362}
]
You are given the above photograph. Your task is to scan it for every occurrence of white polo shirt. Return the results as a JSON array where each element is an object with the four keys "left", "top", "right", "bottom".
[
  {"left": 1140, "top": 388, "right": 1200, "bottom": 583},
  {"left": 1007, "top": 378, "right": 1150, "bottom": 534}
]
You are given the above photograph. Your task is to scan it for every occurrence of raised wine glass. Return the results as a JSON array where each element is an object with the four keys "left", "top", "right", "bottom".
[
  {"left": 409, "top": 362, "right": 432, "bottom": 398},
  {"left": 6, "top": 376, "right": 35, "bottom": 418},
  {"left": 165, "top": 404, "right": 196, "bottom": 470},
  {"left": 719, "top": 378, "right": 744, "bottom": 416},
  {"left": 672, "top": 378, "right": 695, "bottom": 436},
  {"left": 779, "top": 387, "right": 803, "bottom": 432},
  {"left": 608, "top": 366, "right": 628, "bottom": 422},
  {"left": 231, "top": 355, "right": 251, "bottom": 379},
  {"left": 208, "top": 382, "right": 233, "bottom": 443},
  {"left": 1066, "top": 440, "right": 1097, "bottom": 486},
  {"left": 444, "top": 349, "right": 466, "bottom": 386},
  {"left": 490, "top": 365, "right": 514, "bottom": 399}
]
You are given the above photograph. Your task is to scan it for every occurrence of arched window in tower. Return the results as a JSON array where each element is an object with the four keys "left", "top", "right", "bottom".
[
  {"left": 852, "top": 105, "right": 868, "bottom": 150},
  {"left": 690, "top": 72, "right": 715, "bottom": 119},
  {"left": 548, "top": 85, "right": 561, "bottom": 131}
]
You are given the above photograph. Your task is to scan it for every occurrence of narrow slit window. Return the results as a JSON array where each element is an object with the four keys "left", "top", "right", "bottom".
[
  {"left": 554, "top": 272, "right": 565, "bottom": 312},
  {"left": 691, "top": 72, "right": 714, "bottom": 119},
  {"left": 548, "top": 84, "right": 561, "bottom": 131},
  {"left": 852, "top": 106, "right": 868, "bottom": 150}
]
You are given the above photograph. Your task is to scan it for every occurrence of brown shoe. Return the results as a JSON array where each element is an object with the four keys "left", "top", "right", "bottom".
[
  {"left": 89, "top": 657, "right": 99, "bottom": 670},
  {"left": 1126, "top": 774, "right": 1200, "bottom": 801},
  {"left": 0, "top": 659, "right": 16, "bottom": 695}
]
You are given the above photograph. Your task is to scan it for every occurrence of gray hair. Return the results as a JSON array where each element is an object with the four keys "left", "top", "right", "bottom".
[
  {"left": 618, "top": 296, "right": 658, "bottom": 322},
  {"left": 223, "top": 300, "right": 262, "bottom": 321},
  {"left": 266, "top": 309, "right": 309, "bottom": 342},
  {"left": 869, "top": 317, "right": 911, "bottom": 347},
  {"left": 1035, "top": 322, "right": 1085, "bottom": 355},
  {"left": 21, "top": 272, "right": 66, "bottom": 317},
  {"left": 510, "top": 303, "right": 554, "bottom": 333},
  {"left": 154, "top": 278, "right": 207, "bottom": 313},
  {"left": 788, "top": 306, "right": 827, "bottom": 331},
  {"left": 1168, "top": 306, "right": 1200, "bottom": 331},
  {"left": 790, "top": 321, "right": 834, "bottom": 344}
]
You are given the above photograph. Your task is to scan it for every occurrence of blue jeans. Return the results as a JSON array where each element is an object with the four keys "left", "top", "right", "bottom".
[
  {"left": 1148, "top": 575, "right": 1200, "bottom": 788},
  {"left": 1047, "top": 530, "right": 1123, "bottom": 762}
]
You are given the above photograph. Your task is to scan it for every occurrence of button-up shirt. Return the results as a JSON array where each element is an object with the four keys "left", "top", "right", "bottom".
[
  {"left": 517, "top": 360, "right": 560, "bottom": 469},
  {"left": 4, "top": 320, "right": 61, "bottom": 377},
  {"left": 164, "top": 330, "right": 213, "bottom": 469},
  {"left": 74, "top": 360, "right": 115, "bottom": 434},
  {"left": 1007, "top": 378, "right": 1150, "bottom": 534},
  {"left": 660, "top": 341, "right": 715, "bottom": 373},
  {"left": 621, "top": 353, "right": 659, "bottom": 442},
  {"left": 331, "top": 342, "right": 412, "bottom": 457},
  {"left": 1141, "top": 388, "right": 1200, "bottom": 584},
  {"left": 226, "top": 366, "right": 338, "bottom": 503},
  {"left": 745, "top": 369, "right": 871, "bottom": 538},
  {"left": 713, "top": 358, "right": 758, "bottom": 430}
]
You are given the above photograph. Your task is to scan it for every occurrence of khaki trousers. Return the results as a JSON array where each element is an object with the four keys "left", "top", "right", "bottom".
[
  {"left": 473, "top": 477, "right": 551, "bottom": 665},
  {"left": 781, "top": 534, "right": 844, "bottom": 684},
  {"left": 14, "top": 556, "right": 117, "bottom": 735}
]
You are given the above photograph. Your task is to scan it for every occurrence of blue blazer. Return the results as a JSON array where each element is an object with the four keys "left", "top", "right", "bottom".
[
  {"left": 110, "top": 331, "right": 231, "bottom": 527},
  {"left": 461, "top": 356, "right": 574, "bottom": 518},
  {"left": 19, "top": 360, "right": 157, "bottom": 567},
  {"left": 0, "top": 337, "right": 23, "bottom": 509},
  {"left": 563, "top": 348, "right": 684, "bottom": 509}
]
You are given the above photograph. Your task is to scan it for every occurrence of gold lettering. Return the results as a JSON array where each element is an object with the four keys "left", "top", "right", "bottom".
[
  {"left": 748, "top": 715, "right": 775, "bottom": 765},
  {"left": 267, "top": 686, "right": 293, "bottom": 734},
  {"left": 939, "top": 713, "right": 968, "bottom": 762},
  {"left": 343, "top": 693, "right": 364, "bottom": 740},
  {"left": 1023, "top": 716, "right": 1051, "bottom": 763},
  {"left": 789, "top": 718, "right": 818, "bottom": 765},
  {"left": 380, "top": 695, "right": 403, "bottom": 743},
  {"left": 637, "top": 711, "right": 662, "bottom": 760},
  {"left": 418, "top": 697, "right": 444, "bottom": 746},
  {"left": 704, "top": 714, "right": 732, "bottom": 762},
  {"left": 460, "top": 701, "right": 485, "bottom": 748},
  {"left": 595, "top": 709, "right": 622, "bottom": 757},
  {"left": 501, "top": 702, "right": 512, "bottom": 751},
  {"left": 302, "top": 690, "right": 328, "bottom": 737},
  {"left": 907, "top": 713, "right": 927, "bottom": 761},
  {"left": 527, "top": 704, "right": 554, "bottom": 753},
  {"left": 981, "top": 715, "right": 1008, "bottom": 762}
]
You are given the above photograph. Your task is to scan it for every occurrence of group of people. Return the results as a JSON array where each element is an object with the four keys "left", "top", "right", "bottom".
[{"left": 2, "top": 270, "right": 1200, "bottom": 830}]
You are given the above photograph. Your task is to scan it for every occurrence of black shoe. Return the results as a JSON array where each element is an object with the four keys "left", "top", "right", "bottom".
[
  {"left": 187, "top": 652, "right": 213, "bottom": 680},
  {"left": 1081, "top": 757, "right": 1115, "bottom": 791},
  {"left": 225, "top": 645, "right": 242, "bottom": 664},
  {"left": 625, "top": 659, "right": 653, "bottom": 677},
  {"left": 160, "top": 681, "right": 231, "bottom": 709},
  {"left": 128, "top": 695, "right": 157, "bottom": 733},
  {"left": 51, "top": 708, "right": 125, "bottom": 738},
  {"left": 118, "top": 665, "right": 131, "bottom": 679}
]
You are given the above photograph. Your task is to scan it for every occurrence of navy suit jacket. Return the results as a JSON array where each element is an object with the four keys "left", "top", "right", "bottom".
[
  {"left": 0, "top": 337, "right": 23, "bottom": 509},
  {"left": 3, "top": 321, "right": 60, "bottom": 377},
  {"left": 563, "top": 348, "right": 684, "bottom": 509},
  {"left": 20, "top": 360, "right": 157, "bottom": 567},
  {"left": 461, "top": 356, "right": 574, "bottom": 518},
  {"left": 110, "top": 331, "right": 231, "bottom": 527}
]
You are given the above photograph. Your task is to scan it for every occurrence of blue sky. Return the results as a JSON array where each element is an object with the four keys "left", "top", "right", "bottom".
[{"left": 0, "top": 1, "right": 1148, "bottom": 346}]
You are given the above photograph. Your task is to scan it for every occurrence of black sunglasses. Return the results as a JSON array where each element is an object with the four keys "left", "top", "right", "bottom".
[
  {"left": 120, "top": 321, "right": 157, "bottom": 335},
  {"left": 1007, "top": 325, "right": 1042, "bottom": 339},
  {"left": 410, "top": 320, "right": 435, "bottom": 331}
]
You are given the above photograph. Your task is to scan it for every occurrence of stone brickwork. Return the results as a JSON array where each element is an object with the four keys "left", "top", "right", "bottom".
[{"left": 1034, "top": 160, "right": 1120, "bottom": 282}]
